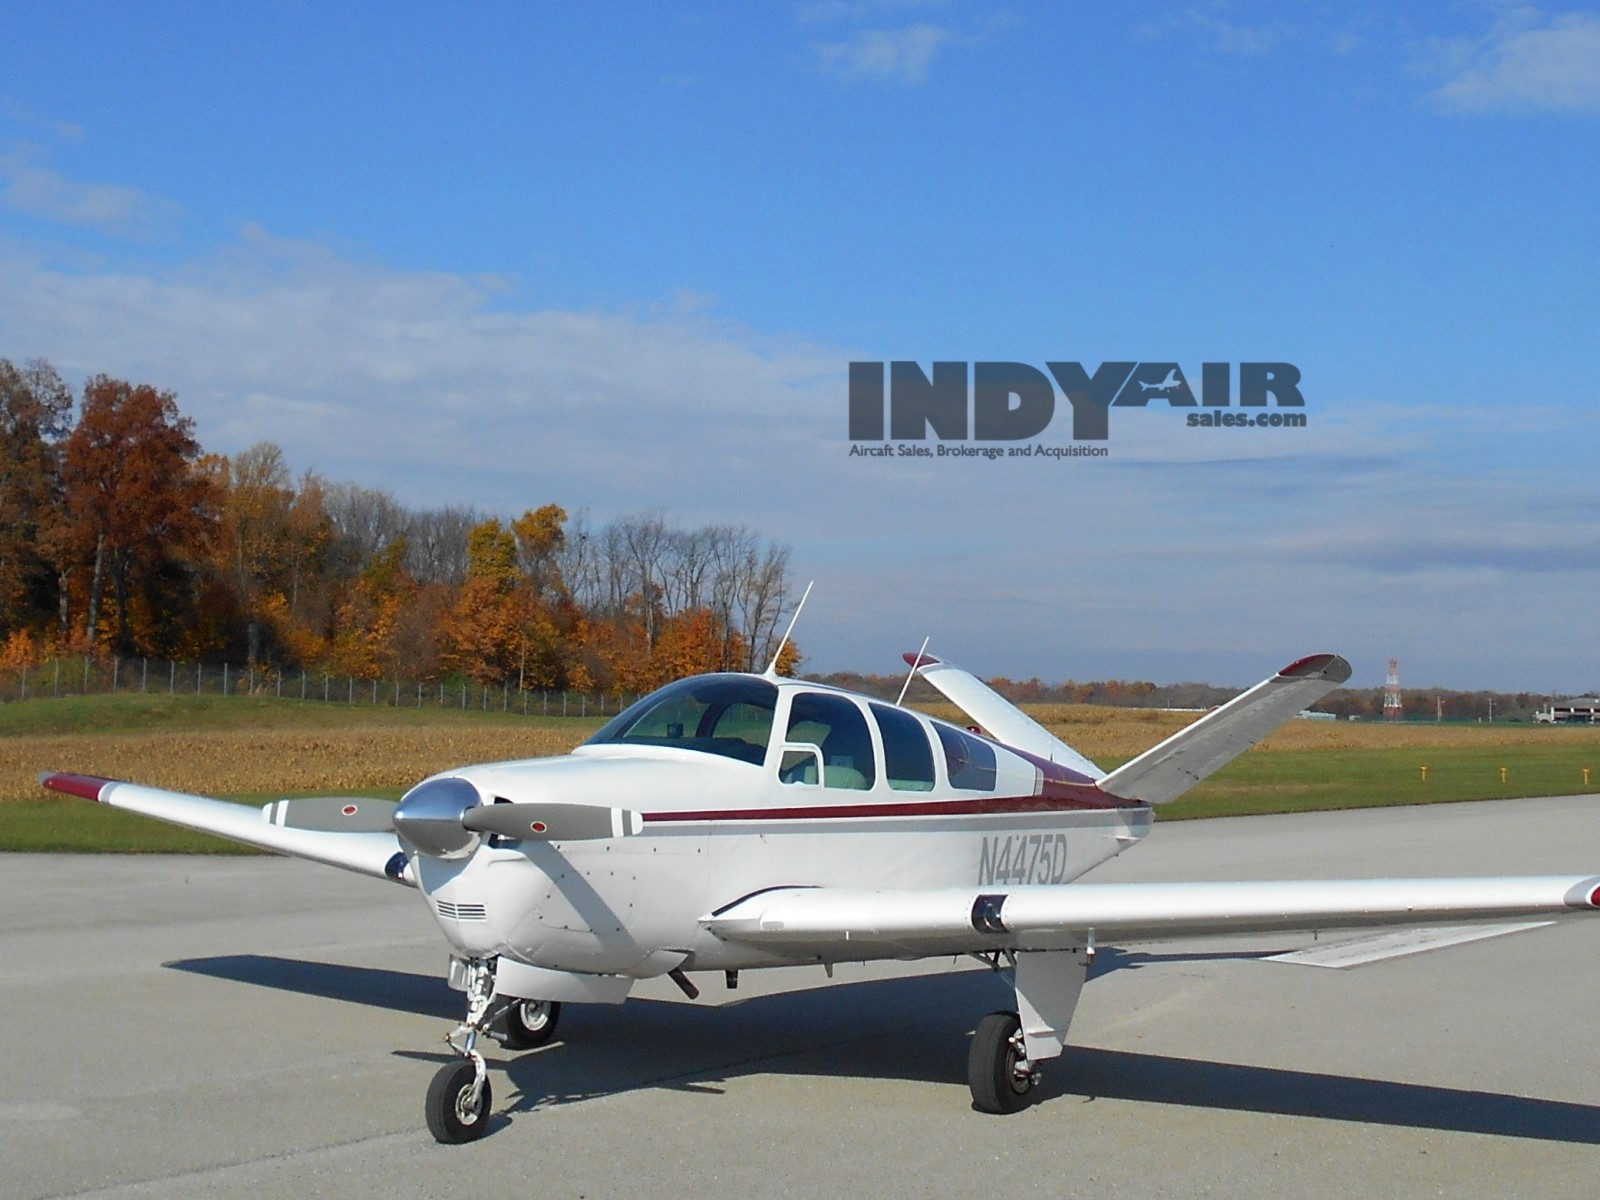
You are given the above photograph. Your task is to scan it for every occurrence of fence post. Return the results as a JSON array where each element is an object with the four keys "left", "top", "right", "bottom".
[
  {"left": 19, "top": 666, "right": 25, "bottom": 701},
  {"left": 83, "top": 655, "right": 90, "bottom": 693},
  {"left": 53, "top": 657, "right": 60, "bottom": 697},
  {"left": 142, "top": 657, "right": 148, "bottom": 693}
]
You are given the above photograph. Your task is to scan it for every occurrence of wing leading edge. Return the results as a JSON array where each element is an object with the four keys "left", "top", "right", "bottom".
[
  {"left": 40, "top": 773, "right": 412, "bottom": 885},
  {"left": 703, "top": 876, "right": 1600, "bottom": 956}
]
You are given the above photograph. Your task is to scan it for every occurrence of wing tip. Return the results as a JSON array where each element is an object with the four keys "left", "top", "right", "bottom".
[
  {"left": 40, "top": 772, "right": 116, "bottom": 802},
  {"left": 902, "top": 650, "right": 943, "bottom": 669}
]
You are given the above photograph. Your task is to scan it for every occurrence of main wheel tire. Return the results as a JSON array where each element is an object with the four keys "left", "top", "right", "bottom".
[
  {"left": 499, "top": 997, "right": 561, "bottom": 1050},
  {"left": 425, "top": 1059, "right": 493, "bottom": 1144},
  {"left": 969, "top": 1010, "right": 1033, "bottom": 1114}
]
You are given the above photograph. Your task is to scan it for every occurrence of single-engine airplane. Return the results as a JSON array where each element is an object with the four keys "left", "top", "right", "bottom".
[{"left": 39, "top": 644, "right": 1600, "bottom": 1143}]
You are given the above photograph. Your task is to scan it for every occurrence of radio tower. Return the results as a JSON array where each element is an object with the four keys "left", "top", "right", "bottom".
[{"left": 1384, "top": 658, "right": 1403, "bottom": 722}]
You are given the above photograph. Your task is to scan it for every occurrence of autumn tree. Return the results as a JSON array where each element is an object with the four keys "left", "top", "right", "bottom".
[
  {"left": 0, "top": 358, "right": 72, "bottom": 637},
  {"left": 329, "top": 535, "right": 418, "bottom": 679},
  {"left": 58, "top": 376, "right": 217, "bottom": 653}
]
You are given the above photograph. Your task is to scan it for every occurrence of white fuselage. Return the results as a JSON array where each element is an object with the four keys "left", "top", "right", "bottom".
[{"left": 415, "top": 677, "right": 1152, "bottom": 978}]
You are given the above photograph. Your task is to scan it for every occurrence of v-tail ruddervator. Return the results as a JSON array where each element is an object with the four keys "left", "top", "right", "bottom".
[{"left": 40, "top": 640, "right": 1600, "bottom": 1142}]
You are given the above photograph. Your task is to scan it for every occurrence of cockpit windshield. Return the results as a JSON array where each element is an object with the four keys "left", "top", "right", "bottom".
[{"left": 583, "top": 675, "right": 778, "bottom": 766}]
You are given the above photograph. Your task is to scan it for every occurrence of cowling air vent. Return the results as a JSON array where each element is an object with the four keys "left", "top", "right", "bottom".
[{"left": 435, "top": 900, "right": 488, "bottom": 922}]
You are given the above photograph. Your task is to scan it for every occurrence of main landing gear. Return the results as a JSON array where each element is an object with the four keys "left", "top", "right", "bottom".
[
  {"left": 499, "top": 997, "right": 561, "bottom": 1050},
  {"left": 968, "top": 1010, "right": 1037, "bottom": 1114},
  {"left": 425, "top": 958, "right": 565, "bottom": 1143},
  {"left": 965, "top": 948, "right": 1091, "bottom": 1115}
]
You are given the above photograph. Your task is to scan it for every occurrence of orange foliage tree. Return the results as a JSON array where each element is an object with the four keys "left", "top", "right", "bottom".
[{"left": 58, "top": 376, "right": 217, "bottom": 654}]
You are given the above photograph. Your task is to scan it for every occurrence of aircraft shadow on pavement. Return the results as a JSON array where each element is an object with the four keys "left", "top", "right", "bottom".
[
  {"left": 169, "top": 954, "right": 462, "bottom": 1020},
  {"left": 168, "top": 952, "right": 1600, "bottom": 1145}
]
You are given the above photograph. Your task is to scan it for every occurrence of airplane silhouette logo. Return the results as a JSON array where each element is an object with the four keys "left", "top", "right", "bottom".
[{"left": 1139, "top": 369, "right": 1182, "bottom": 395}]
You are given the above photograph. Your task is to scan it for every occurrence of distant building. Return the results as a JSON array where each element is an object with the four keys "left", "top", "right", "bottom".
[{"left": 1534, "top": 698, "right": 1600, "bottom": 724}]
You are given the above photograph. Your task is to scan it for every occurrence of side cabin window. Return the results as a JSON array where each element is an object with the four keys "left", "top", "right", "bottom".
[
  {"left": 869, "top": 703, "right": 935, "bottom": 792},
  {"left": 935, "top": 724, "right": 998, "bottom": 791},
  {"left": 780, "top": 692, "right": 876, "bottom": 790},
  {"left": 583, "top": 675, "right": 777, "bottom": 765}
]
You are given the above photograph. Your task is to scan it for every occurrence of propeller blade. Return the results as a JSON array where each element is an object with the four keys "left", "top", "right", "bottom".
[
  {"left": 462, "top": 801, "right": 644, "bottom": 842},
  {"left": 261, "top": 797, "right": 399, "bottom": 833}
]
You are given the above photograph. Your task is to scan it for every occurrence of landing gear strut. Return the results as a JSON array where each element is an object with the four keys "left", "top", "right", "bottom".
[
  {"left": 426, "top": 957, "right": 497, "bottom": 1144},
  {"left": 968, "top": 1010, "right": 1038, "bottom": 1113}
]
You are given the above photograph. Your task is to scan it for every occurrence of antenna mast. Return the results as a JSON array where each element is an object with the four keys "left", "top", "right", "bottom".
[
  {"left": 896, "top": 636, "right": 931, "bottom": 706},
  {"left": 764, "top": 580, "right": 814, "bottom": 677}
]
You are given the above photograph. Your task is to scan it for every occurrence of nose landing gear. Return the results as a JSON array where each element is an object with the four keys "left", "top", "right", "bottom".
[{"left": 426, "top": 958, "right": 498, "bottom": 1144}]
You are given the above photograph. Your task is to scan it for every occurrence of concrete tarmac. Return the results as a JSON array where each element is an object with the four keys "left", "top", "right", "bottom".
[{"left": 5, "top": 796, "right": 1600, "bottom": 1198}]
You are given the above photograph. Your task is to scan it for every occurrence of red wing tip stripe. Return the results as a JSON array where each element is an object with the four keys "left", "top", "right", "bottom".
[
  {"left": 40, "top": 772, "right": 116, "bottom": 802},
  {"left": 902, "top": 650, "right": 942, "bottom": 668},
  {"left": 1589, "top": 883, "right": 1600, "bottom": 908},
  {"left": 1278, "top": 653, "right": 1352, "bottom": 684}
]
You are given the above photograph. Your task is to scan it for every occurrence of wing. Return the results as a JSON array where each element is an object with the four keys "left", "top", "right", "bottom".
[
  {"left": 702, "top": 876, "right": 1600, "bottom": 956},
  {"left": 40, "top": 773, "right": 412, "bottom": 885}
]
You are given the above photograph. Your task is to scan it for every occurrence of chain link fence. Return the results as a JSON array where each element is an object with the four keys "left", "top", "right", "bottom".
[{"left": 0, "top": 655, "right": 637, "bottom": 719}]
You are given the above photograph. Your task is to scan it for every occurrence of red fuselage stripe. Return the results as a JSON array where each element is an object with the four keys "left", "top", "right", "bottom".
[{"left": 643, "top": 787, "right": 1145, "bottom": 824}]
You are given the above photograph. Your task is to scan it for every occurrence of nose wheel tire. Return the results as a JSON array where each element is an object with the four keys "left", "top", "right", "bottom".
[
  {"left": 499, "top": 997, "right": 561, "bottom": 1050},
  {"left": 426, "top": 1059, "right": 493, "bottom": 1144},
  {"left": 969, "top": 1010, "right": 1036, "bottom": 1114}
]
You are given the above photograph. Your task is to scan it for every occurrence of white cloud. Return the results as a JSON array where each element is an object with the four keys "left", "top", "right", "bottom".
[
  {"left": 1429, "top": 10, "right": 1600, "bottom": 114},
  {"left": 1, "top": 230, "right": 1597, "bottom": 690},
  {"left": 814, "top": 23, "right": 952, "bottom": 84},
  {"left": 0, "top": 149, "right": 180, "bottom": 238}
]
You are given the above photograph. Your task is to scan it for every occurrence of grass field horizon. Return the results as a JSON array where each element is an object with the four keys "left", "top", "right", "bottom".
[{"left": 3, "top": 691, "right": 1598, "bottom": 852}]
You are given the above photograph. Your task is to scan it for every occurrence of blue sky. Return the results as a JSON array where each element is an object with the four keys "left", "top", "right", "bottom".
[{"left": 2, "top": 2, "right": 1598, "bottom": 691}]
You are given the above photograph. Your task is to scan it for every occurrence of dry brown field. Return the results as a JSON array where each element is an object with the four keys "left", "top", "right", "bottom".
[{"left": 4, "top": 701, "right": 1594, "bottom": 806}]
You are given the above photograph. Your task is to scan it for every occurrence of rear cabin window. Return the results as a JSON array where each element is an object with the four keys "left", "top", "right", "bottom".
[
  {"left": 583, "top": 675, "right": 777, "bottom": 765},
  {"left": 783, "top": 692, "right": 876, "bottom": 790},
  {"left": 869, "top": 703, "right": 935, "bottom": 792},
  {"left": 935, "top": 724, "right": 998, "bottom": 791}
]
